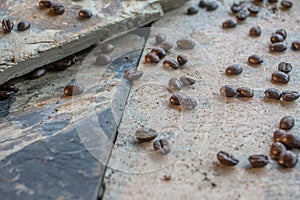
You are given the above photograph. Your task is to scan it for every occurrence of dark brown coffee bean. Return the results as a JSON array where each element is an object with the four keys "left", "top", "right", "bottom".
[
  {"left": 135, "top": 128, "right": 158, "bottom": 142},
  {"left": 180, "top": 76, "right": 196, "bottom": 86},
  {"left": 275, "top": 29, "right": 287, "bottom": 40},
  {"left": 96, "top": 54, "right": 111, "bottom": 65},
  {"left": 78, "top": 9, "right": 92, "bottom": 18},
  {"left": 2, "top": 19, "right": 14, "bottom": 33},
  {"left": 101, "top": 43, "right": 114, "bottom": 54},
  {"left": 26, "top": 67, "right": 46, "bottom": 79},
  {"left": 220, "top": 85, "right": 237, "bottom": 97},
  {"left": 248, "top": 5, "right": 260, "bottom": 14},
  {"left": 222, "top": 19, "right": 237, "bottom": 29},
  {"left": 177, "top": 54, "right": 188, "bottom": 65},
  {"left": 282, "top": 134, "right": 300, "bottom": 149},
  {"left": 199, "top": 0, "right": 208, "bottom": 8},
  {"left": 248, "top": 155, "right": 269, "bottom": 168},
  {"left": 225, "top": 64, "right": 243, "bottom": 75},
  {"left": 265, "top": 88, "right": 282, "bottom": 100},
  {"left": 282, "top": 90, "right": 300, "bottom": 102},
  {"left": 278, "top": 62, "right": 292, "bottom": 74},
  {"left": 151, "top": 48, "right": 166, "bottom": 59},
  {"left": 273, "top": 129, "right": 287, "bottom": 142},
  {"left": 249, "top": 26, "right": 261, "bottom": 37},
  {"left": 0, "top": 91, "right": 13, "bottom": 101},
  {"left": 163, "top": 59, "right": 179, "bottom": 69},
  {"left": 231, "top": 4, "right": 243, "bottom": 13},
  {"left": 217, "top": 151, "right": 239, "bottom": 166},
  {"left": 39, "top": 0, "right": 53, "bottom": 8},
  {"left": 124, "top": 69, "right": 143, "bottom": 81},
  {"left": 17, "top": 21, "right": 30, "bottom": 31},
  {"left": 270, "top": 142, "right": 287, "bottom": 159},
  {"left": 281, "top": 1, "right": 293, "bottom": 9},
  {"left": 206, "top": 1, "right": 219, "bottom": 11},
  {"left": 280, "top": 116, "right": 295, "bottom": 130},
  {"left": 160, "top": 42, "right": 173, "bottom": 51},
  {"left": 155, "top": 33, "right": 166, "bottom": 44},
  {"left": 153, "top": 139, "right": 171, "bottom": 155},
  {"left": 271, "top": 33, "right": 284, "bottom": 43},
  {"left": 145, "top": 53, "right": 160, "bottom": 64},
  {"left": 236, "top": 10, "right": 250, "bottom": 21},
  {"left": 168, "top": 78, "right": 182, "bottom": 90},
  {"left": 64, "top": 82, "right": 84, "bottom": 96},
  {"left": 271, "top": 71, "right": 290, "bottom": 84},
  {"left": 292, "top": 40, "right": 300, "bottom": 50},
  {"left": 54, "top": 59, "right": 72, "bottom": 71},
  {"left": 278, "top": 150, "right": 298, "bottom": 168},
  {"left": 187, "top": 6, "right": 199, "bottom": 15},
  {"left": 237, "top": 87, "right": 254, "bottom": 98},
  {"left": 177, "top": 38, "right": 195, "bottom": 49},
  {"left": 270, "top": 43, "right": 287, "bottom": 52},
  {"left": 0, "top": 83, "right": 18, "bottom": 93},
  {"left": 248, "top": 54, "right": 263, "bottom": 65},
  {"left": 49, "top": 3, "right": 65, "bottom": 15},
  {"left": 169, "top": 94, "right": 182, "bottom": 106}
]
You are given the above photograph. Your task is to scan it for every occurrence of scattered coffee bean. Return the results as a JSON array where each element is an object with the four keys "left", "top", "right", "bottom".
[
  {"left": 187, "top": 6, "right": 199, "bottom": 15},
  {"left": 199, "top": 0, "right": 208, "bottom": 8},
  {"left": 0, "top": 91, "right": 13, "bottom": 101},
  {"left": 275, "top": 29, "right": 287, "bottom": 40},
  {"left": 26, "top": 67, "right": 46, "bottom": 79},
  {"left": 236, "top": 10, "right": 250, "bottom": 21},
  {"left": 279, "top": 116, "right": 295, "bottom": 130},
  {"left": 64, "top": 82, "right": 84, "bottom": 96},
  {"left": 222, "top": 19, "right": 237, "bottom": 29},
  {"left": 217, "top": 151, "right": 239, "bottom": 166},
  {"left": 39, "top": 0, "right": 53, "bottom": 8},
  {"left": 270, "top": 43, "right": 287, "bottom": 52},
  {"left": 231, "top": 3, "right": 243, "bottom": 13},
  {"left": 163, "top": 59, "right": 179, "bottom": 69},
  {"left": 0, "top": 83, "right": 18, "bottom": 93},
  {"left": 17, "top": 20, "right": 30, "bottom": 31},
  {"left": 160, "top": 42, "right": 173, "bottom": 51},
  {"left": 271, "top": 71, "right": 290, "bottom": 84},
  {"left": 270, "top": 33, "right": 284, "bottom": 43},
  {"left": 225, "top": 64, "right": 243, "bottom": 75},
  {"left": 180, "top": 96, "right": 197, "bottom": 110},
  {"left": 169, "top": 94, "right": 182, "bottom": 106},
  {"left": 220, "top": 85, "right": 237, "bottom": 97},
  {"left": 248, "top": 54, "right": 263, "bottom": 65},
  {"left": 237, "top": 87, "right": 254, "bottom": 98},
  {"left": 177, "top": 38, "right": 195, "bottom": 49},
  {"left": 248, "top": 155, "right": 269, "bottom": 168},
  {"left": 265, "top": 88, "right": 282, "bottom": 100},
  {"left": 248, "top": 5, "right": 260, "bottom": 14},
  {"left": 169, "top": 78, "right": 182, "bottom": 90},
  {"left": 273, "top": 129, "right": 287, "bottom": 142},
  {"left": 96, "top": 54, "right": 111, "bottom": 65},
  {"left": 291, "top": 40, "right": 300, "bottom": 50},
  {"left": 135, "top": 127, "right": 158, "bottom": 142},
  {"left": 155, "top": 33, "right": 166, "bottom": 44},
  {"left": 49, "top": 3, "right": 65, "bottom": 15},
  {"left": 206, "top": 1, "right": 219, "bottom": 11},
  {"left": 145, "top": 53, "right": 160, "bottom": 64},
  {"left": 78, "top": 9, "right": 92, "bottom": 18},
  {"left": 101, "top": 43, "right": 114, "bottom": 54},
  {"left": 270, "top": 142, "right": 286, "bottom": 159},
  {"left": 282, "top": 90, "right": 300, "bottom": 102},
  {"left": 249, "top": 26, "right": 261, "bottom": 37},
  {"left": 54, "top": 59, "right": 72, "bottom": 71},
  {"left": 151, "top": 48, "right": 166, "bottom": 59},
  {"left": 177, "top": 54, "right": 188, "bottom": 65},
  {"left": 153, "top": 139, "right": 171, "bottom": 155},
  {"left": 278, "top": 150, "right": 298, "bottom": 168},
  {"left": 278, "top": 62, "right": 292, "bottom": 74},
  {"left": 281, "top": 1, "right": 293, "bottom": 9},
  {"left": 282, "top": 134, "right": 300, "bottom": 148},
  {"left": 2, "top": 19, "right": 14, "bottom": 33},
  {"left": 180, "top": 76, "right": 196, "bottom": 86},
  {"left": 124, "top": 69, "right": 143, "bottom": 81}
]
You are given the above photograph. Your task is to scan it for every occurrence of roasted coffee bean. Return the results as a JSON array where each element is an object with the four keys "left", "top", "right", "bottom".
[
  {"left": 17, "top": 20, "right": 30, "bottom": 31},
  {"left": 236, "top": 10, "right": 250, "bottom": 21},
  {"left": 278, "top": 150, "right": 298, "bottom": 168},
  {"left": 249, "top": 26, "right": 261, "bottom": 37},
  {"left": 281, "top": 1, "right": 293, "bottom": 9},
  {"left": 271, "top": 71, "right": 290, "bottom": 84},
  {"left": 248, "top": 155, "right": 269, "bottom": 168},
  {"left": 292, "top": 40, "right": 300, "bottom": 50},
  {"left": 187, "top": 6, "right": 199, "bottom": 15},
  {"left": 26, "top": 67, "right": 46, "bottom": 79},
  {"left": 180, "top": 96, "right": 197, "bottom": 110},
  {"left": 231, "top": 4, "right": 243, "bottom": 13},
  {"left": 0, "top": 83, "right": 18, "bottom": 93},
  {"left": 248, "top": 5, "right": 260, "bottom": 14},
  {"left": 248, "top": 54, "right": 263, "bottom": 65},
  {"left": 0, "top": 91, "right": 13, "bottom": 101},
  {"left": 145, "top": 53, "right": 160, "bottom": 64},
  {"left": 271, "top": 33, "right": 284, "bottom": 43},
  {"left": 153, "top": 139, "right": 171, "bottom": 155},
  {"left": 124, "top": 69, "right": 143, "bottom": 81},
  {"left": 237, "top": 87, "right": 254, "bottom": 98},
  {"left": 64, "top": 82, "right": 84, "bottom": 96},
  {"left": 54, "top": 59, "right": 72, "bottom": 71},
  {"left": 225, "top": 64, "right": 243, "bottom": 75},
  {"left": 160, "top": 42, "right": 173, "bottom": 51},
  {"left": 217, "top": 151, "right": 239, "bottom": 166},
  {"left": 101, "top": 43, "right": 114, "bottom": 54},
  {"left": 2, "top": 19, "right": 14, "bottom": 33},
  {"left": 177, "top": 38, "right": 195, "bottom": 49},
  {"left": 220, "top": 85, "right": 237, "bottom": 97},
  {"left": 270, "top": 142, "right": 287, "bottom": 159},
  {"left": 49, "top": 3, "right": 65, "bottom": 15},
  {"left": 265, "top": 88, "right": 282, "bottom": 100},
  {"left": 151, "top": 48, "right": 166, "bottom": 59},
  {"left": 275, "top": 29, "right": 287, "bottom": 40},
  {"left": 282, "top": 90, "right": 300, "bottom": 102},
  {"left": 270, "top": 43, "right": 287, "bottom": 52},
  {"left": 169, "top": 94, "right": 182, "bottom": 106},
  {"left": 177, "top": 54, "right": 188, "bottom": 65},
  {"left": 39, "top": 0, "right": 53, "bottom": 8},
  {"left": 222, "top": 19, "right": 237, "bottom": 29},
  {"left": 199, "top": 0, "right": 208, "bottom": 8},
  {"left": 282, "top": 134, "right": 300, "bottom": 148},
  {"left": 168, "top": 78, "right": 182, "bottom": 90},
  {"left": 206, "top": 1, "right": 219, "bottom": 11},
  {"left": 280, "top": 116, "right": 295, "bottom": 130},
  {"left": 163, "top": 59, "right": 179, "bottom": 69},
  {"left": 78, "top": 9, "right": 92, "bottom": 18},
  {"left": 180, "top": 76, "right": 196, "bottom": 86},
  {"left": 96, "top": 54, "right": 111, "bottom": 65},
  {"left": 155, "top": 33, "right": 166, "bottom": 44},
  {"left": 273, "top": 129, "right": 287, "bottom": 142},
  {"left": 278, "top": 62, "right": 292, "bottom": 74},
  {"left": 135, "top": 127, "right": 158, "bottom": 142}
]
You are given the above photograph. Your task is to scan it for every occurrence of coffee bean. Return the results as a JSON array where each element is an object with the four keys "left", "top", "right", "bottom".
[
  {"left": 236, "top": 10, "right": 250, "bottom": 21},
  {"left": 49, "top": 3, "right": 65, "bottom": 15},
  {"left": 291, "top": 40, "right": 300, "bottom": 50},
  {"left": 248, "top": 5, "right": 260, "bottom": 14},
  {"left": 155, "top": 33, "right": 166, "bottom": 44},
  {"left": 237, "top": 87, "right": 254, "bottom": 98},
  {"left": 270, "top": 142, "right": 286, "bottom": 159},
  {"left": 169, "top": 78, "right": 182, "bottom": 90},
  {"left": 248, "top": 54, "right": 263, "bottom": 65},
  {"left": 206, "top": 1, "right": 219, "bottom": 11},
  {"left": 39, "top": 0, "right": 53, "bottom": 8},
  {"left": 145, "top": 53, "right": 160, "bottom": 64},
  {"left": 64, "top": 82, "right": 84, "bottom": 96},
  {"left": 135, "top": 127, "right": 158, "bottom": 142},
  {"left": 220, "top": 85, "right": 237, "bottom": 97},
  {"left": 199, "top": 0, "right": 208, "bottom": 8},
  {"left": 26, "top": 67, "right": 46, "bottom": 79},
  {"left": 271, "top": 71, "right": 290, "bottom": 84},
  {"left": 124, "top": 69, "right": 143, "bottom": 81},
  {"left": 0, "top": 83, "right": 18, "bottom": 93},
  {"left": 169, "top": 94, "right": 182, "bottom": 106},
  {"left": 151, "top": 48, "right": 166, "bottom": 59},
  {"left": 180, "top": 76, "right": 196, "bottom": 86},
  {"left": 54, "top": 59, "right": 72, "bottom": 71},
  {"left": 153, "top": 139, "right": 171, "bottom": 155},
  {"left": 271, "top": 33, "right": 284, "bottom": 43},
  {"left": 249, "top": 26, "right": 261, "bottom": 37},
  {"left": 270, "top": 43, "right": 287, "bottom": 52},
  {"left": 101, "top": 43, "right": 114, "bottom": 54},
  {"left": 231, "top": 4, "right": 243, "bottom": 13},
  {"left": 248, "top": 155, "right": 269, "bottom": 168},
  {"left": 0, "top": 91, "right": 13, "bottom": 101},
  {"left": 160, "top": 42, "right": 173, "bottom": 51},
  {"left": 217, "top": 151, "right": 239, "bottom": 166},
  {"left": 278, "top": 62, "right": 292, "bottom": 74},
  {"left": 163, "top": 59, "right": 179, "bottom": 69},
  {"left": 278, "top": 150, "right": 298, "bottom": 168},
  {"left": 265, "top": 88, "right": 282, "bottom": 100},
  {"left": 282, "top": 134, "right": 300, "bottom": 149},
  {"left": 2, "top": 19, "right": 14, "bottom": 33},
  {"left": 222, "top": 19, "right": 237, "bottom": 29},
  {"left": 17, "top": 20, "right": 30, "bottom": 31},
  {"left": 273, "top": 129, "right": 287, "bottom": 142},
  {"left": 180, "top": 96, "right": 197, "bottom": 110},
  {"left": 275, "top": 29, "right": 287, "bottom": 40},
  {"left": 279, "top": 116, "right": 295, "bottom": 130},
  {"left": 96, "top": 54, "right": 111, "bottom": 65},
  {"left": 281, "top": 1, "right": 293, "bottom": 9},
  {"left": 282, "top": 90, "right": 300, "bottom": 102},
  {"left": 177, "top": 38, "right": 195, "bottom": 49},
  {"left": 225, "top": 64, "right": 243, "bottom": 75},
  {"left": 78, "top": 9, "right": 92, "bottom": 18},
  {"left": 177, "top": 54, "right": 188, "bottom": 65},
  {"left": 187, "top": 6, "right": 199, "bottom": 15}
]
